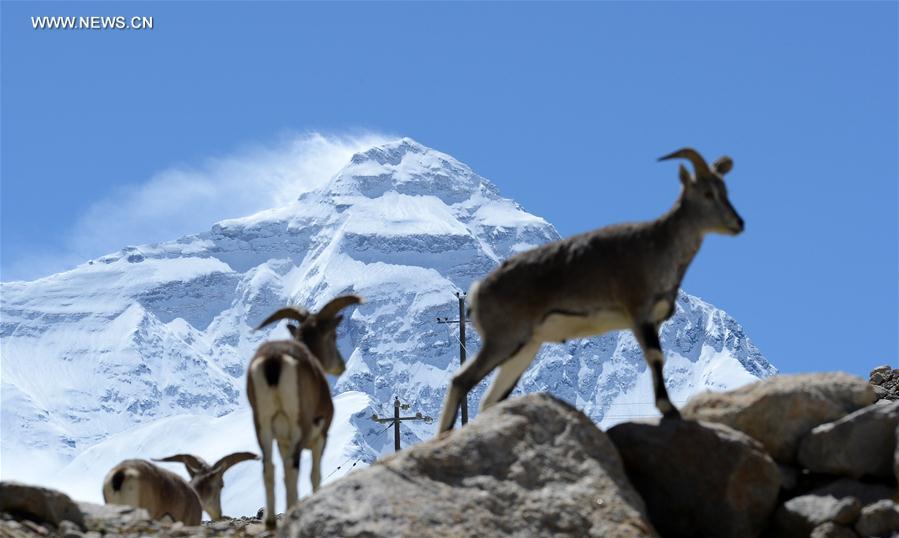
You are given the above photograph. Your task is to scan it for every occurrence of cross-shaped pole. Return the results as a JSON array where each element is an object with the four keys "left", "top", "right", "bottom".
[{"left": 372, "top": 397, "right": 432, "bottom": 451}]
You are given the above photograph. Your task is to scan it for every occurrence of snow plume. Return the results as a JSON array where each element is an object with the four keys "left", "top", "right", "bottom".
[{"left": 9, "top": 131, "right": 393, "bottom": 282}]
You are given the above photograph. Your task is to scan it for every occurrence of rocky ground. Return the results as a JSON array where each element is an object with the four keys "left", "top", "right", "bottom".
[
  {"left": 871, "top": 365, "right": 899, "bottom": 402},
  {"left": 2, "top": 367, "right": 898, "bottom": 537},
  {"left": 0, "top": 498, "right": 276, "bottom": 538}
]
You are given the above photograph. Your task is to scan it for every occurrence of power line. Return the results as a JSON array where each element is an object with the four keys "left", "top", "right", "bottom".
[
  {"left": 605, "top": 400, "right": 688, "bottom": 406},
  {"left": 443, "top": 326, "right": 472, "bottom": 355},
  {"left": 324, "top": 422, "right": 393, "bottom": 480}
]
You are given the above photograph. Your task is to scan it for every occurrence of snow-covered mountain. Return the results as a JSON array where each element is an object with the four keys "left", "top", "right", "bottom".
[{"left": 0, "top": 138, "right": 776, "bottom": 515}]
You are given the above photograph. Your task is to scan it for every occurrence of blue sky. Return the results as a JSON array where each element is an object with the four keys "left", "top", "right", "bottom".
[{"left": 2, "top": 2, "right": 896, "bottom": 377}]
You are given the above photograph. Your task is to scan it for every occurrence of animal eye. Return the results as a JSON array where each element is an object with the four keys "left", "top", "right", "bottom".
[{"left": 704, "top": 191, "right": 714, "bottom": 200}]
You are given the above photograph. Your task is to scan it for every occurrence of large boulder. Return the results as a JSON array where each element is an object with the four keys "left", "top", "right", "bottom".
[
  {"left": 895, "top": 422, "right": 899, "bottom": 485},
  {"left": 810, "top": 522, "right": 859, "bottom": 538},
  {"left": 683, "top": 373, "right": 875, "bottom": 463},
  {"left": 809, "top": 478, "right": 895, "bottom": 507},
  {"left": 281, "top": 393, "right": 656, "bottom": 537},
  {"left": 0, "top": 481, "right": 85, "bottom": 530},
  {"left": 854, "top": 500, "right": 899, "bottom": 537},
  {"left": 607, "top": 418, "right": 780, "bottom": 538},
  {"left": 772, "top": 494, "right": 861, "bottom": 537},
  {"left": 798, "top": 401, "right": 899, "bottom": 480}
]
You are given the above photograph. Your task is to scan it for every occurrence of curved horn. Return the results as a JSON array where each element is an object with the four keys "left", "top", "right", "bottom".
[
  {"left": 318, "top": 294, "right": 364, "bottom": 320},
  {"left": 255, "top": 307, "right": 310, "bottom": 330},
  {"left": 211, "top": 452, "right": 259, "bottom": 475},
  {"left": 154, "top": 454, "right": 210, "bottom": 477},
  {"left": 658, "top": 148, "right": 712, "bottom": 177}
]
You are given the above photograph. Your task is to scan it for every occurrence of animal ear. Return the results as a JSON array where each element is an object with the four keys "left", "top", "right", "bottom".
[
  {"left": 678, "top": 164, "right": 693, "bottom": 187},
  {"left": 713, "top": 156, "right": 733, "bottom": 176}
]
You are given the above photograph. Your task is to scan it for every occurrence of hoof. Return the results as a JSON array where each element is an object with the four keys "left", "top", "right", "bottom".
[
  {"left": 656, "top": 398, "right": 681, "bottom": 420},
  {"left": 265, "top": 517, "right": 277, "bottom": 530},
  {"left": 661, "top": 407, "right": 682, "bottom": 420}
]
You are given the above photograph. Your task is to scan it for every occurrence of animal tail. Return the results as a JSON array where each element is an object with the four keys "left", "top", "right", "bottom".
[
  {"left": 111, "top": 469, "right": 126, "bottom": 491},
  {"left": 262, "top": 355, "right": 282, "bottom": 387}
]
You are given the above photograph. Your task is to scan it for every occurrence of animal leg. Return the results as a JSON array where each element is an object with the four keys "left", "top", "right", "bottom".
[
  {"left": 437, "top": 338, "right": 526, "bottom": 434},
  {"left": 479, "top": 340, "right": 541, "bottom": 410},
  {"left": 310, "top": 435, "right": 326, "bottom": 493},
  {"left": 278, "top": 436, "right": 300, "bottom": 510},
  {"left": 634, "top": 322, "right": 681, "bottom": 419},
  {"left": 257, "top": 427, "right": 277, "bottom": 529}
]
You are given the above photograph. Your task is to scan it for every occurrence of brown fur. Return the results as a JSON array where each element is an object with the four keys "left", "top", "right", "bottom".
[
  {"left": 246, "top": 341, "right": 335, "bottom": 456},
  {"left": 437, "top": 148, "right": 744, "bottom": 433},
  {"left": 247, "top": 295, "right": 361, "bottom": 530},
  {"left": 102, "top": 452, "right": 257, "bottom": 524},
  {"left": 103, "top": 459, "right": 204, "bottom": 525}
]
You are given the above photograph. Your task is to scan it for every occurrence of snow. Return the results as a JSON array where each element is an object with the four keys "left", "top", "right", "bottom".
[
  {"left": 344, "top": 193, "right": 469, "bottom": 237},
  {"left": 2, "top": 392, "right": 372, "bottom": 518},
  {"left": 471, "top": 199, "right": 548, "bottom": 228},
  {"left": 0, "top": 137, "right": 776, "bottom": 515}
]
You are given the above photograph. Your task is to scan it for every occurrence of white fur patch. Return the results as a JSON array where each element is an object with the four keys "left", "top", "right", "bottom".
[
  {"left": 534, "top": 309, "right": 629, "bottom": 343},
  {"left": 103, "top": 468, "right": 141, "bottom": 508},
  {"left": 251, "top": 355, "right": 303, "bottom": 444},
  {"left": 650, "top": 299, "right": 671, "bottom": 323}
]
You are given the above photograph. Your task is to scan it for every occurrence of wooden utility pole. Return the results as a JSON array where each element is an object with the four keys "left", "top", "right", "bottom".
[
  {"left": 436, "top": 292, "right": 470, "bottom": 426},
  {"left": 371, "top": 397, "right": 432, "bottom": 452},
  {"left": 393, "top": 398, "right": 401, "bottom": 451},
  {"left": 456, "top": 292, "right": 468, "bottom": 425}
]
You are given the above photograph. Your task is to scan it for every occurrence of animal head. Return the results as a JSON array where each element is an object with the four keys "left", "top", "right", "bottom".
[
  {"left": 154, "top": 452, "right": 258, "bottom": 520},
  {"left": 659, "top": 148, "right": 744, "bottom": 236},
  {"left": 255, "top": 294, "right": 364, "bottom": 376}
]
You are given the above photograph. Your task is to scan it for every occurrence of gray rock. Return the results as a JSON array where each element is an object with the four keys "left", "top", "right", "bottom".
[
  {"left": 811, "top": 522, "right": 859, "bottom": 538},
  {"left": 608, "top": 418, "right": 779, "bottom": 538},
  {"left": 780, "top": 465, "right": 801, "bottom": 491},
  {"left": 798, "top": 401, "right": 899, "bottom": 480},
  {"left": 21, "top": 519, "right": 50, "bottom": 535},
  {"left": 0, "top": 519, "right": 31, "bottom": 538},
  {"left": 810, "top": 478, "right": 895, "bottom": 506},
  {"left": 76, "top": 502, "right": 151, "bottom": 528},
  {"left": 855, "top": 500, "right": 899, "bottom": 537},
  {"left": 683, "top": 373, "right": 875, "bottom": 463},
  {"left": 58, "top": 520, "right": 84, "bottom": 538},
  {"left": 870, "top": 366, "right": 899, "bottom": 402},
  {"left": 773, "top": 495, "right": 861, "bottom": 536},
  {"left": 281, "top": 393, "right": 656, "bottom": 538},
  {"left": 895, "top": 423, "right": 899, "bottom": 485},
  {"left": 0, "top": 481, "right": 85, "bottom": 530}
]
